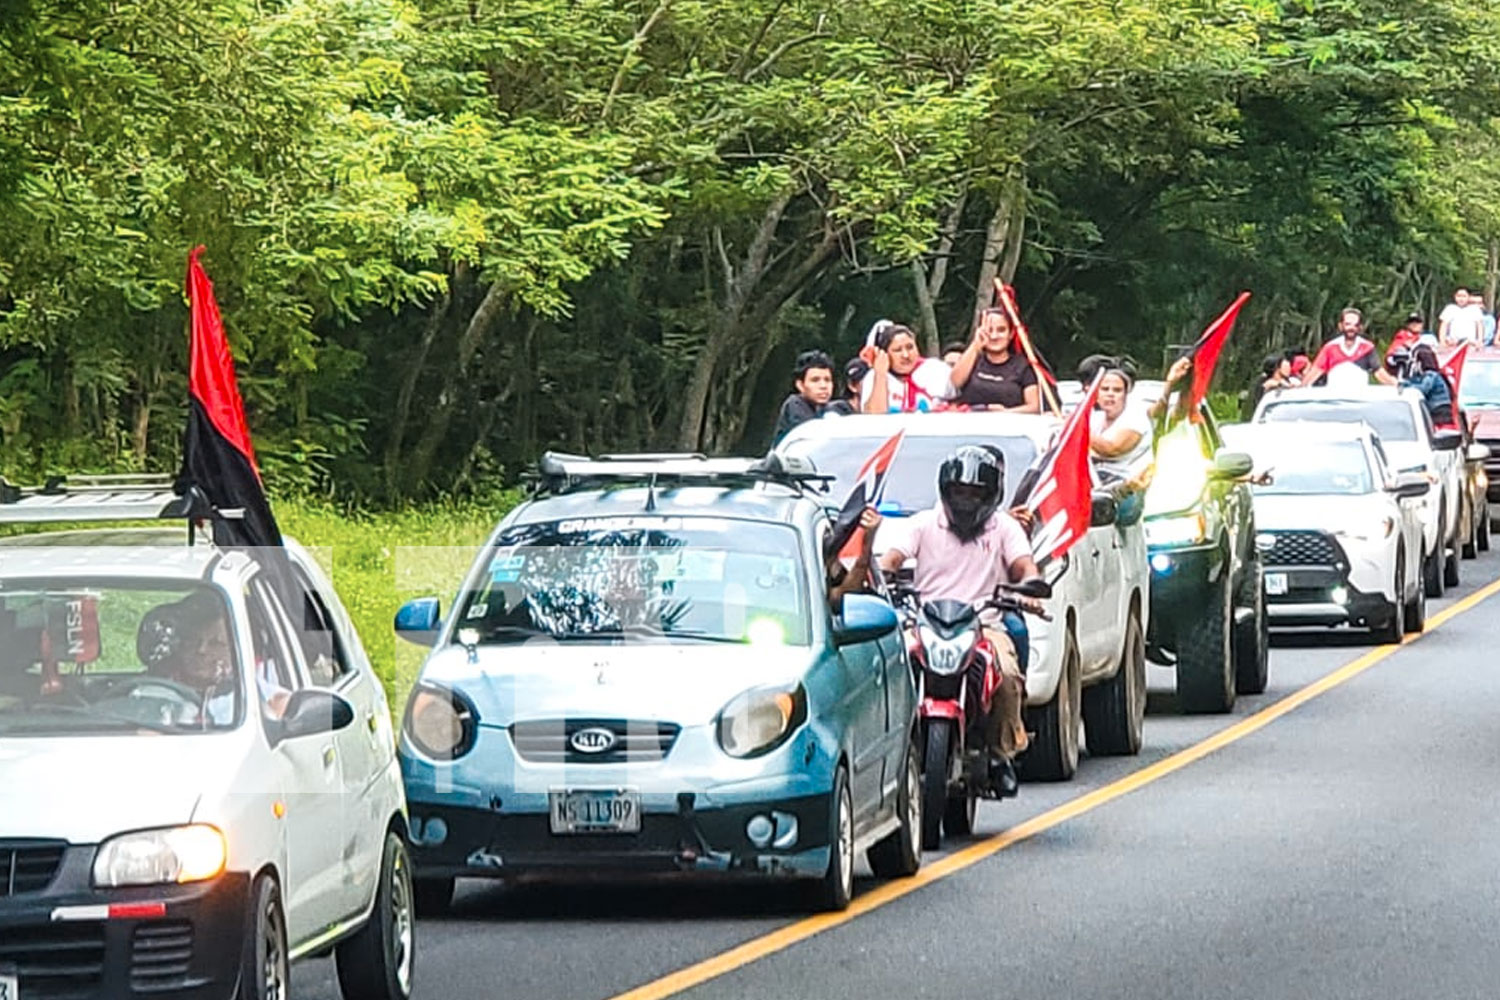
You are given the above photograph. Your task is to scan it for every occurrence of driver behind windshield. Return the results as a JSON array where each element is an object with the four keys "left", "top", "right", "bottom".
[{"left": 141, "top": 592, "right": 290, "bottom": 725}]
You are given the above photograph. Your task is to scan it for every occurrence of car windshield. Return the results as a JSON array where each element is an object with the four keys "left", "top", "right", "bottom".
[
  {"left": 1458, "top": 360, "right": 1500, "bottom": 409},
  {"left": 453, "top": 517, "right": 812, "bottom": 646},
  {"left": 1250, "top": 441, "right": 1374, "bottom": 496},
  {"left": 0, "top": 581, "right": 241, "bottom": 737},
  {"left": 780, "top": 433, "right": 1040, "bottom": 514},
  {"left": 1144, "top": 420, "right": 1212, "bottom": 516},
  {"left": 1259, "top": 399, "right": 1418, "bottom": 442}
]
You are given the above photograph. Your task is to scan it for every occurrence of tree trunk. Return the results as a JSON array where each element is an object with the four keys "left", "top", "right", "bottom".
[
  {"left": 677, "top": 333, "right": 726, "bottom": 451},
  {"left": 911, "top": 260, "right": 941, "bottom": 356},
  {"left": 384, "top": 288, "right": 453, "bottom": 497},
  {"left": 971, "top": 181, "right": 1024, "bottom": 328},
  {"left": 1487, "top": 239, "right": 1499, "bottom": 309},
  {"left": 132, "top": 392, "right": 151, "bottom": 464},
  {"left": 911, "top": 186, "right": 968, "bottom": 353}
]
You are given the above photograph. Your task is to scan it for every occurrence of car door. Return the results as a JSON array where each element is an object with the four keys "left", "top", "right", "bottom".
[
  {"left": 284, "top": 556, "right": 387, "bottom": 922},
  {"left": 820, "top": 524, "right": 887, "bottom": 824},
  {"left": 245, "top": 577, "right": 346, "bottom": 946}
]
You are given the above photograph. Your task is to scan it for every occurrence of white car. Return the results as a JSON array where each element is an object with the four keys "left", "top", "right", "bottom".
[
  {"left": 0, "top": 478, "right": 412, "bottom": 1000},
  {"left": 1253, "top": 385, "right": 1466, "bottom": 599},
  {"left": 1220, "top": 422, "right": 1430, "bottom": 640},
  {"left": 777, "top": 411, "right": 1152, "bottom": 782}
]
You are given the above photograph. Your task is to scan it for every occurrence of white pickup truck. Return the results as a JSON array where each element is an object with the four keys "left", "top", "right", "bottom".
[
  {"left": 1254, "top": 385, "right": 1467, "bottom": 597},
  {"left": 777, "top": 411, "right": 1151, "bottom": 782}
]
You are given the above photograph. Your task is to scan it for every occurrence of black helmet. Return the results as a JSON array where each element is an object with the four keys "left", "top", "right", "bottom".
[{"left": 938, "top": 445, "right": 1004, "bottom": 542}]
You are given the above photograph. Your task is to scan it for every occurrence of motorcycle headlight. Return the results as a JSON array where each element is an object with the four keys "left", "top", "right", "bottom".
[
  {"left": 919, "top": 625, "right": 968, "bottom": 676},
  {"left": 93, "top": 824, "right": 226, "bottom": 887},
  {"left": 717, "top": 682, "right": 807, "bottom": 758},
  {"left": 404, "top": 683, "right": 478, "bottom": 761},
  {"left": 1146, "top": 512, "right": 1207, "bottom": 547}
]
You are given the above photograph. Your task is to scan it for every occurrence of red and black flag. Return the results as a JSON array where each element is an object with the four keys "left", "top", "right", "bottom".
[
  {"left": 1016, "top": 372, "right": 1103, "bottom": 567},
  {"left": 827, "top": 429, "right": 905, "bottom": 562},
  {"left": 176, "top": 246, "right": 284, "bottom": 553},
  {"left": 1171, "top": 291, "right": 1251, "bottom": 426}
]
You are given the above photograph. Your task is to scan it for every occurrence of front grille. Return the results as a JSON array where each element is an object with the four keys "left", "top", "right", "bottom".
[
  {"left": 131, "top": 920, "right": 194, "bottom": 992},
  {"left": 510, "top": 719, "right": 680, "bottom": 763},
  {"left": 1265, "top": 530, "right": 1343, "bottom": 567},
  {"left": 0, "top": 840, "right": 65, "bottom": 896},
  {"left": 0, "top": 923, "right": 105, "bottom": 1000}
]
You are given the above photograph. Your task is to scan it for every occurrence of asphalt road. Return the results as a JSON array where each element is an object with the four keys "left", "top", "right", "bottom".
[{"left": 298, "top": 548, "right": 1500, "bottom": 1000}]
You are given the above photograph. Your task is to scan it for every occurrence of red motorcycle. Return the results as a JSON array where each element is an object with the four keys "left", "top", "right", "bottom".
[{"left": 890, "top": 575, "right": 1051, "bottom": 850}]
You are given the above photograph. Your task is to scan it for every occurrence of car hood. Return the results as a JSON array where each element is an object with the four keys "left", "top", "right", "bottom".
[
  {"left": 0, "top": 735, "right": 243, "bottom": 841},
  {"left": 1252, "top": 493, "right": 1392, "bottom": 534},
  {"left": 422, "top": 643, "right": 813, "bottom": 727}
]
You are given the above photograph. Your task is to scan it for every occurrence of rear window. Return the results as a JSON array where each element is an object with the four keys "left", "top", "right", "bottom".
[
  {"left": 1259, "top": 400, "right": 1418, "bottom": 442},
  {"left": 1459, "top": 360, "right": 1500, "bottom": 409}
]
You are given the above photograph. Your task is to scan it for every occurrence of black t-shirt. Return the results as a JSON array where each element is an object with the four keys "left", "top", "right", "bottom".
[
  {"left": 773, "top": 394, "right": 821, "bottom": 443},
  {"left": 955, "top": 352, "right": 1037, "bottom": 408}
]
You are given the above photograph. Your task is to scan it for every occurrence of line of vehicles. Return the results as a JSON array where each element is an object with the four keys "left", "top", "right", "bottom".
[{"left": 3, "top": 352, "right": 1500, "bottom": 1000}]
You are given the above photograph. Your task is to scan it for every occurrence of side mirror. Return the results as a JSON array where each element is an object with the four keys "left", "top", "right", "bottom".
[
  {"left": 395, "top": 597, "right": 442, "bottom": 647},
  {"left": 1090, "top": 491, "right": 1118, "bottom": 527},
  {"left": 1390, "top": 472, "right": 1431, "bottom": 499},
  {"left": 1210, "top": 450, "right": 1255, "bottom": 480},
  {"left": 1467, "top": 443, "right": 1492, "bottom": 462},
  {"left": 1433, "top": 430, "right": 1463, "bottom": 451},
  {"left": 274, "top": 689, "right": 355, "bottom": 741},
  {"left": 833, "top": 593, "right": 900, "bottom": 646}
]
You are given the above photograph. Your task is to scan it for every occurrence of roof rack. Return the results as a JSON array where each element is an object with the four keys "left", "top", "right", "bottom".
[
  {"left": 0, "top": 474, "right": 223, "bottom": 526},
  {"left": 529, "top": 451, "right": 833, "bottom": 497}
]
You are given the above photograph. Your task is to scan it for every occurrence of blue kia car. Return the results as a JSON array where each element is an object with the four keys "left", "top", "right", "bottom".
[{"left": 394, "top": 453, "right": 921, "bottom": 912}]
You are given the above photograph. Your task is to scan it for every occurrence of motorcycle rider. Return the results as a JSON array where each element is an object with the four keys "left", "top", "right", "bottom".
[{"left": 878, "top": 445, "right": 1042, "bottom": 796}]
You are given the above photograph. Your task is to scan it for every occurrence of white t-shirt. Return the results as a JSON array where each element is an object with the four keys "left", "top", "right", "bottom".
[
  {"left": 1091, "top": 402, "right": 1154, "bottom": 480},
  {"left": 860, "top": 358, "right": 955, "bottom": 412},
  {"left": 1439, "top": 302, "right": 1485, "bottom": 345}
]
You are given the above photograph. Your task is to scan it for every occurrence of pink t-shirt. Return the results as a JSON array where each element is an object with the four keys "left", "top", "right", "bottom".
[{"left": 890, "top": 507, "right": 1032, "bottom": 619}]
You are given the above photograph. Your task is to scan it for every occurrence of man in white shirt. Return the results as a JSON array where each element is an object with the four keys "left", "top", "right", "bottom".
[{"left": 1439, "top": 287, "right": 1486, "bottom": 346}]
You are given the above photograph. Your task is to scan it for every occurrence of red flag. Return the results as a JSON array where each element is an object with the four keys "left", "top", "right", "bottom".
[
  {"left": 1178, "top": 291, "right": 1251, "bottom": 423},
  {"left": 1023, "top": 373, "right": 1103, "bottom": 566},
  {"left": 1386, "top": 327, "right": 1420, "bottom": 362},
  {"left": 1440, "top": 343, "right": 1469, "bottom": 403},
  {"left": 176, "top": 246, "right": 285, "bottom": 554},
  {"left": 829, "top": 430, "right": 905, "bottom": 561}
]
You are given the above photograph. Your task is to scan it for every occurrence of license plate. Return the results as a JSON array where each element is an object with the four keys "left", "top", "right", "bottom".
[
  {"left": 1265, "top": 572, "right": 1288, "bottom": 596},
  {"left": 0, "top": 964, "right": 18, "bottom": 1000},
  {"left": 548, "top": 789, "right": 641, "bottom": 834}
]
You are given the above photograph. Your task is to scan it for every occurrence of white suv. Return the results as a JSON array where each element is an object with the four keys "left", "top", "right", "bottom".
[
  {"left": 0, "top": 478, "right": 412, "bottom": 1000},
  {"left": 1254, "top": 385, "right": 1466, "bottom": 598},
  {"left": 777, "top": 412, "right": 1151, "bottom": 782}
]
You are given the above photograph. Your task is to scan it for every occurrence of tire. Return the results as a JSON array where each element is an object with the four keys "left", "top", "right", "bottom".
[
  {"left": 237, "top": 875, "right": 289, "bottom": 1000},
  {"left": 1019, "top": 627, "right": 1080, "bottom": 782},
  {"left": 1082, "top": 603, "right": 1146, "bottom": 756},
  {"left": 1423, "top": 538, "right": 1444, "bottom": 598},
  {"left": 1445, "top": 522, "right": 1462, "bottom": 587},
  {"left": 1479, "top": 508, "right": 1491, "bottom": 552},
  {"left": 1176, "top": 571, "right": 1235, "bottom": 714},
  {"left": 411, "top": 878, "right": 454, "bottom": 917},
  {"left": 919, "top": 723, "right": 951, "bottom": 851},
  {"left": 1403, "top": 563, "right": 1426, "bottom": 634},
  {"left": 943, "top": 790, "right": 976, "bottom": 838},
  {"left": 336, "top": 833, "right": 416, "bottom": 1000},
  {"left": 1463, "top": 497, "right": 1479, "bottom": 559},
  {"left": 808, "top": 766, "right": 854, "bottom": 912},
  {"left": 1232, "top": 560, "right": 1269, "bottom": 696},
  {"left": 868, "top": 740, "right": 922, "bottom": 879}
]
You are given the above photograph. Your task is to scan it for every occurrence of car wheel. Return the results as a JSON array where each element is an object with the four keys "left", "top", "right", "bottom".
[
  {"left": 1423, "top": 537, "right": 1444, "bottom": 598},
  {"left": 808, "top": 766, "right": 854, "bottom": 912},
  {"left": 1403, "top": 562, "right": 1427, "bottom": 634},
  {"left": 238, "top": 875, "right": 289, "bottom": 1000},
  {"left": 1019, "top": 626, "right": 1080, "bottom": 782},
  {"left": 335, "top": 832, "right": 415, "bottom": 1000},
  {"left": 1463, "top": 497, "right": 1479, "bottom": 559},
  {"left": 1232, "top": 560, "right": 1269, "bottom": 696},
  {"left": 1177, "top": 570, "right": 1234, "bottom": 714},
  {"left": 411, "top": 877, "right": 454, "bottom": 916},
  {"left": 1479, "top": 509, "right": 1491, "bottom": 552},
  {"left": 1372, "top": 561, "right": 1403, "bottom": 646},
  {"left": 1082, "top": 603, "right": 1145, "bottom": 755},
  {"left": 868, "top": 739, "right": 922, "bottom": 879}
]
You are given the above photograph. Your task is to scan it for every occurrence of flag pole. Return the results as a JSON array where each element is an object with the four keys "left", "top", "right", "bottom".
[{"left": 994, "top": 279, "right": 1062, "bottom": 417}]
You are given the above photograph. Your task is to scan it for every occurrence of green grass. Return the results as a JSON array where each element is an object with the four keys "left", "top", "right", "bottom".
[{"left": 280, "top": 491, "right": 521, "bottom": 708}]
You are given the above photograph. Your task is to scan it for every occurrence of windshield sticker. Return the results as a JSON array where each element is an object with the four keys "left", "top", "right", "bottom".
[
  {"left": 466, "top": 602, "right": 488, "bottom": 619},
  {"left": 554, "top": 516, "right": 686, "bottom": 533},
  {"left": 489, "top": 554, "right": 525, "bottom": 582}
]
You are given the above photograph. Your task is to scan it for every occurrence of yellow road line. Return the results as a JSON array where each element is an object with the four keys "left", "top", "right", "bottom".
[{"left": 608, "top": 576, "right": 1500, "bottom": 1000}]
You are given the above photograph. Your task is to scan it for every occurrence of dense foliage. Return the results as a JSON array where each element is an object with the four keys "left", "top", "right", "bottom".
[{"left": 4, "top": 0, "right": 1499, "bottom": 499}]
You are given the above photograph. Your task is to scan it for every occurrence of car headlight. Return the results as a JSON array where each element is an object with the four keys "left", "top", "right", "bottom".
[
  {"left": 918, "top": 625, "right": 970, "bottom": 676},
  {"left": 1146, "top": 512, "right": 1207, "bottom": 547},
  {"left": 1336, "top": 517, "right": 1394, "bottom": 543},
  {"left": 403, "top": 683, "right": 478, "bottom": 761},
  {"left": 717, "top": 682, "right": 807, "bottom": 758},
  {"left": 93, "top": 824, "right": 226, "bottom": 887}
]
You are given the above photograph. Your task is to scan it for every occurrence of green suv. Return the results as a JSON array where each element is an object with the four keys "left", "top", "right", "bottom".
[{"left": 1142, "top": 399, "right": 1267, "bottom": 713}]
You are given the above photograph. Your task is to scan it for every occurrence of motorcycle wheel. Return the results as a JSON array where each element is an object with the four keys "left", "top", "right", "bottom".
[{"left": 920, "top": 722, "right": 952, "bottom": 851}]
